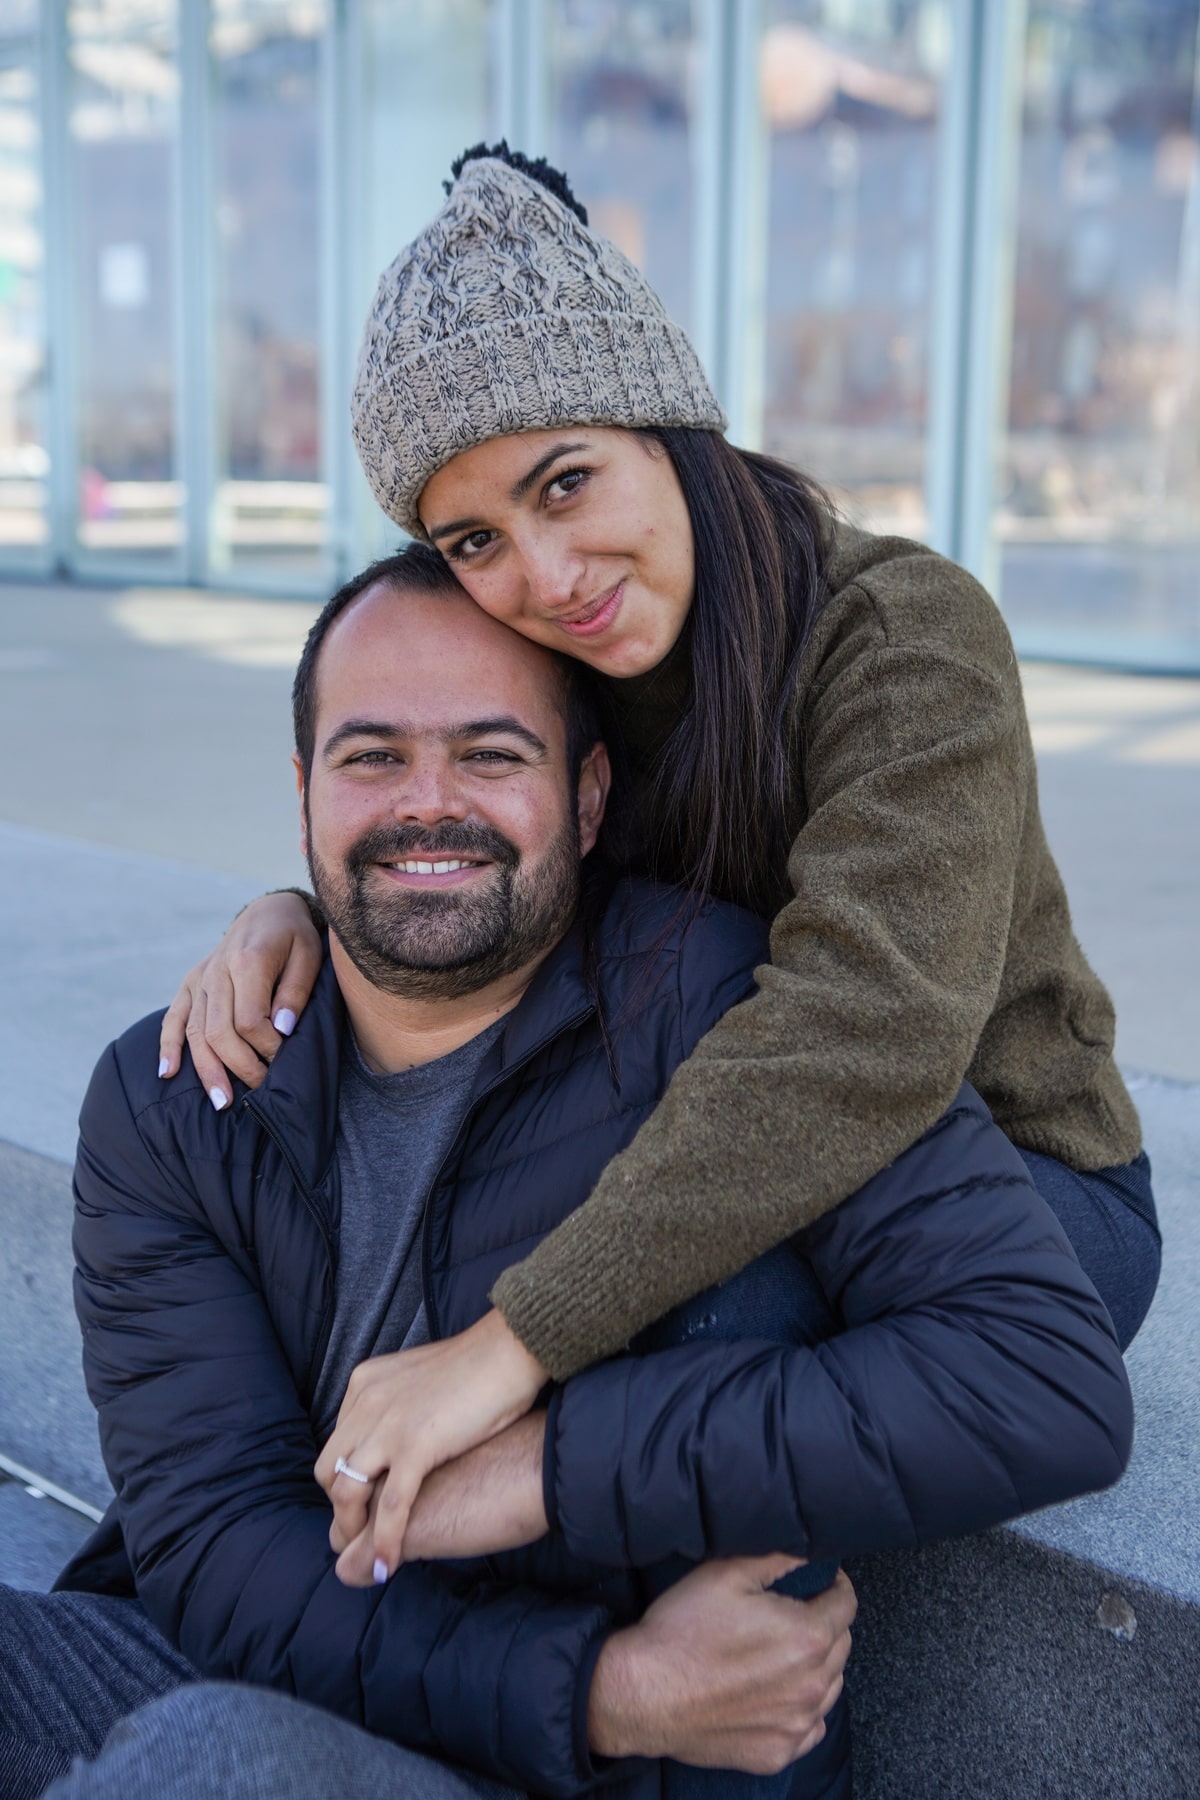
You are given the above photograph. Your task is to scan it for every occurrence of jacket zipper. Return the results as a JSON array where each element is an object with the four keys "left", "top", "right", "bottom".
[{"left": 420, "top": 1001, "right": 596, "bottom": 1343}]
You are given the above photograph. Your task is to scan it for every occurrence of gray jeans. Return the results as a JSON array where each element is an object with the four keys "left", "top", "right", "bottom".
[{"left": 0, "top": 1585, "right": 516, "bottom": 1800}]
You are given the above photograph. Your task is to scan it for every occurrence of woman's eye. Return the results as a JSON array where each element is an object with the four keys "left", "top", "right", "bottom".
[
  {"left": 548, "top": 466, "right": 589, "bottom": 500},
  {"left": 448, "top": 528, "right": 495, "bottom": 564}
]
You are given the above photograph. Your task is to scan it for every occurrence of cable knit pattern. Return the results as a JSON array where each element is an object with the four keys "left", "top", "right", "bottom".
[{"left": 351, "top": 157, "right": 726, "bottom": 533}]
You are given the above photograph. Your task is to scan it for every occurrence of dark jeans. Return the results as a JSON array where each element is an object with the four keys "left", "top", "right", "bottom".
[
  {"left": 1016, "top": 1148, "right": 1159, "bottom": 1353},
  {"left": 0, "top": 1155, "right": 1157, "bottom": 1800}
]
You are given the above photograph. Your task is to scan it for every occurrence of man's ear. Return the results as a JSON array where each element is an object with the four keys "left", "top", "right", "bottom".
[
  {"left": 576, "top": 741, "right": 611, "bottom": 857},
  {"left": 293, "top": 751, "right": 309, "bottom": 859}
]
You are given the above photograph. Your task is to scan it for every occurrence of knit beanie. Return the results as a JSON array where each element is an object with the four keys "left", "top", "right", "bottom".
[{"left": 351, "top": 145, "right": 727, "bottom": 535}]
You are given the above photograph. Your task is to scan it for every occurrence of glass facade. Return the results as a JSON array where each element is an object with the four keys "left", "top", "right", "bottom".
[
  {"left": 544, "top": 0, "right": 698, "bottom": 332},
  {"left": 759, "top": 0, "right": 950, "bottom": 535},
  {"left": 69, "top": 0, "right": 181, "bottom": 565},
  {"left": 2, "top": 0, "right": 1198, "bottom": 668},
  {"left": 0, "top": 0, "right": 45, "bottom": 556},
  {"left": 210, "top": 0, "right": 326, "bottom": 577},
  {"left": 998, "top": 0, "right": 1200, "bottom": 666}
]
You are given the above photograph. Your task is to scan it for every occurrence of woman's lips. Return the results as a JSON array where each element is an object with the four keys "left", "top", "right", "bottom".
[{"left": 557, "top": 582, "right": 624, "bottom": 639}]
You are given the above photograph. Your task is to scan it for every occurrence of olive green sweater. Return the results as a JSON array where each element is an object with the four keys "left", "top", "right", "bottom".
[{"left": 490, "top": 528, "right": 1143, "bottom": 1379}]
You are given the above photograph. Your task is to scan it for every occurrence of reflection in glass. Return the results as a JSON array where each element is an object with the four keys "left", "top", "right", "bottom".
[
  {"left": 69, "top": 0, "right": 181, "bottom": 561},
  {"left": 545, "top": 0, "right": 698, "bottom": 332},
  {"left": 0, "top": 0, "right": 45, "bottom": 551},
  {"left": 1000, "top": 0, "right": 1200, "bottom": 665},
  {"left": 210, "top": 0, "right": 327, "bottom": 577},
  {"left": 357, "top": 0, "right": 493, "bottom": 557},
  {"left": 759, "top": 0, "right": 950, "bottom": 533}
]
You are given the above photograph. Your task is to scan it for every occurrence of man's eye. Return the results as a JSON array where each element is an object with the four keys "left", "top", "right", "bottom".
[
  {"left": 348, "top": 750, "right": 395, "bottom": 766},
  {"left": 467, "top": 750, "right": 518, "bottom": 765}
]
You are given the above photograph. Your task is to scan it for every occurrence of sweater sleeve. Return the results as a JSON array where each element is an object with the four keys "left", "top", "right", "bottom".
[
  {"left": 73, "top": 1039, "right": 612, "bottom": 1798},
  {"left": 492, "top": 547, "right": 1032, "bottom": 1378}
]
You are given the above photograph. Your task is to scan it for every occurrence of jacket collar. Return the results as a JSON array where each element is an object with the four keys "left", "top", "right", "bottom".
[{"left": 243, "top": 917, "right": 597, "bottom": 1187}]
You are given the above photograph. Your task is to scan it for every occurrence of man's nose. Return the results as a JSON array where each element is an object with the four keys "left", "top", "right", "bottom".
[{"left": 391, "top": 759, "right": 469, "bottom": 824}]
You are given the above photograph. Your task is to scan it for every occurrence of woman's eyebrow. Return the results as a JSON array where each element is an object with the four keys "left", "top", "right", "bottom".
[
  {"left": 510, "top": 441, "right": 588, "bottom": 501},
  {"left": 425, "top": 441, "right": 589, "bottom": 541}
]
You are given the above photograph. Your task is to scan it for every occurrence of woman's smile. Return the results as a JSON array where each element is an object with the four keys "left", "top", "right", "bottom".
[{"left": 555, "top": 580, "right": 624, "bottom": 638}]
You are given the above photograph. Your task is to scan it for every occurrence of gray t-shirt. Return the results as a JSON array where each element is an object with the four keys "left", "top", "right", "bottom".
[{"left": 311, "top": 1016, "right": 504, "bottom": 1443}]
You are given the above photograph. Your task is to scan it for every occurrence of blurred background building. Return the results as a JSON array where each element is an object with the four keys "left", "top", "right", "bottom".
[{"left": 0, "top": 0, "right": 1196, "bottom": 667}]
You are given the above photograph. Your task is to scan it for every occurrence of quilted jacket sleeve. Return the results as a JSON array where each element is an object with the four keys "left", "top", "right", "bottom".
[
  {"left": 73, "top": 1035, "right": 611, "bottom": 1799},
  {"left": 545, "top": 1088, "right": 1134, "bottom": 1568}
]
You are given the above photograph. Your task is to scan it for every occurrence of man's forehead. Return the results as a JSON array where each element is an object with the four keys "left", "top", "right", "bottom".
[{"left": 316, "top": 580, "right": 566, "bottom": 738}]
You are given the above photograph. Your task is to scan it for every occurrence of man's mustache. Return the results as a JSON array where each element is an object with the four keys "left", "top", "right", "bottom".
[{"left": 346, "top": 821, "right": 520, "bottom": 875}]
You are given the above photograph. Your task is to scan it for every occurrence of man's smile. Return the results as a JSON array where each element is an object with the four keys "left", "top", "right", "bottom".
[{"left": 375, "top": 856, "right": 493, "bottom": 890}]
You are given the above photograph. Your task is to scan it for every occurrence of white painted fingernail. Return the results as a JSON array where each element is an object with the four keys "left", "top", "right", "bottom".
[
  {"left": 273, "top": 1008, "right": 296, "bottom": 1036},
  {"left": 209, "top": 1088, "right": 229, "bottom": 1112},
  {"left": 158, "top": 1057, "right": 170, "bottom": 1079},
  {"left": 373, "top": 1559, "right": 389, "bottom": 1586}
]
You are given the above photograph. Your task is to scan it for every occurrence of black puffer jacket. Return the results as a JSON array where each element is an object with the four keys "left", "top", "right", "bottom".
[{"left": 61, "top": 880, "right": 1132, "bottom": 1797}]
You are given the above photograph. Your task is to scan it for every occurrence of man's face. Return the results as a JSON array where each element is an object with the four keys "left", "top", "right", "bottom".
[{"left": 298, "top": 578, "right": 607, "bottom": 1001}]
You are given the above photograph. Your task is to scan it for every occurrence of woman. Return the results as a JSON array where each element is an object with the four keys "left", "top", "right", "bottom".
[{"left": 164, "top": 145, "right": 1159, "bottom": 1572}]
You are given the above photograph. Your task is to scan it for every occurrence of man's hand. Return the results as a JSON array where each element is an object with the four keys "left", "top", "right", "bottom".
[
  {"left": 331, "top": 1412, "right": 550, "bottom": 1584},
  {"left": 316, "top": 1310, "right": 548, "bottom": 1580},
  {"left": 588, "top": 1557, "right": 856, "bottom": 1774}
]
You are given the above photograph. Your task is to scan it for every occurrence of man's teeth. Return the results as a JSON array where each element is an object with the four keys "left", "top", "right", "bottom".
[{"left": 392, "top": 859, "right": 475, "bottom": 875}]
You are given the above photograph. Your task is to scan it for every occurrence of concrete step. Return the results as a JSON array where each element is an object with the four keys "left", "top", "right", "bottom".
[
  {"left": 845, "top": 1530, "right": 1200, "bottom": 1799},
  {"left": 0, "top": 1476, "right": 94, "bottom": 1592},
  {"left": 845, "top": 1072, "right": 1200, "bottom": 1799}
]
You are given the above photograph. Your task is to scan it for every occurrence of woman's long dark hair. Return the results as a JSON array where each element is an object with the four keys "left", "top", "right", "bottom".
[{"left": 616, "top": 428, "right": 836, "bottom": 920}]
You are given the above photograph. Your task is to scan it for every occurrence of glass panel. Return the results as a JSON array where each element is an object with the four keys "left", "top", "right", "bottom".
[
  {"left": 360, "top": 0, "right": 494, "bottom": 306},
  {"left": 357, "top": 0, "right": 493, "bottom": 557},
  {"left": 998, "top": 1, "right": 1200, "bottom": 669},
  {"left": 759, "top": 0, "right": 951, "bottom": 534},
  {"left": 210, "top": 0, "right": 327, "bottom": 580},
  {"left": 0, "top": 0, "right": 46, "bottom": 557},
  {"left": 69, "top": 0, "right": 181, "bottom": 564},
  {"left": 544, "top": 0, "right": 699, "bottom": 333}
]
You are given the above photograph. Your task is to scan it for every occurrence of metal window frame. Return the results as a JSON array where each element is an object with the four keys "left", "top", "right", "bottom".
[
  {"left": 926, "top": 0, "right": 1028, "bottom": 597},
  {"left": 37, "top": 0, "right": 71, "bottom": 576}
]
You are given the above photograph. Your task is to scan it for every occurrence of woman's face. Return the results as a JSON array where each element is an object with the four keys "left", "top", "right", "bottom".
[{"left": 418, "top": 427, "right": 695, "bottom": 679}]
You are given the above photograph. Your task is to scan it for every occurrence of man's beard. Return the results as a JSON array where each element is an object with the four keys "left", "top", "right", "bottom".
[{"left": 307, "top": 815, "right": 581, "bottom": 1000}]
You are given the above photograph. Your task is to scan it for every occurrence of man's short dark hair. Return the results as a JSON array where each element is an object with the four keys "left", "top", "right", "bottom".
[{"left": 292, "top": 540, "right": 604, "bottom": 785}]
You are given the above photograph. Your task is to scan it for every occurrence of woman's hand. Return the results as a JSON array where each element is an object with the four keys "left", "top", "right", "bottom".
[
  {"left": 157, "top": 891, "right": 323, "bottom": 1107},
  {"left": 330, "top": 1411, "right": 550, "bottom": 1584},
  {"left": 316, "top": 1309, "right": 548, "bottom": 1582}
]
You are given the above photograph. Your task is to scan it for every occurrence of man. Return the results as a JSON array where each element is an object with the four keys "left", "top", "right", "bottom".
[{"left": 0, "top": 547, "right": 1131, "bottom": 1800}]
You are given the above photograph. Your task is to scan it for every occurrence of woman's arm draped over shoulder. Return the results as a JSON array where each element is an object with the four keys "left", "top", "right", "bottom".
[{"left": 492, "top": 543, "right": 1033, "bottom": 1379}]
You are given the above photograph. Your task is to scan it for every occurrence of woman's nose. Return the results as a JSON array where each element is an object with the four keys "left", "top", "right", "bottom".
[{"left": 520, "top": 534, "right": 586, "bottom": 611}]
